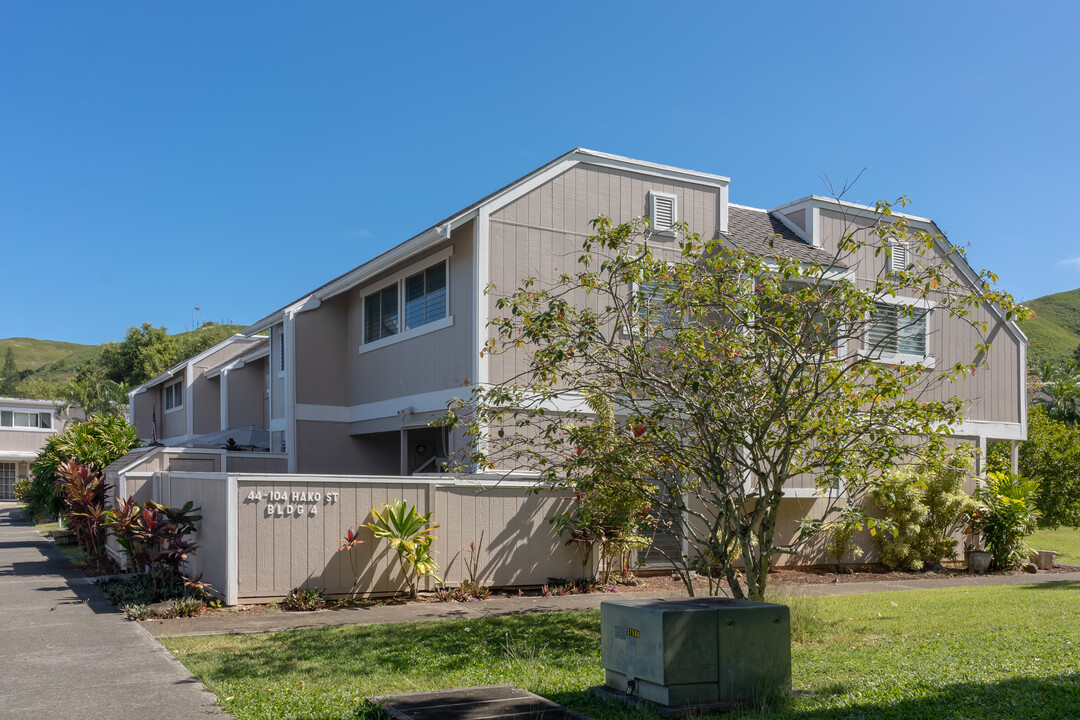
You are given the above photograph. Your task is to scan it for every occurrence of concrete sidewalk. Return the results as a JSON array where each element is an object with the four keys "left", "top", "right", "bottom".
[
  {"left": 146, "top": 563, "right": 1080, "bottom": 640},
  {"left": 0, "top": 502, "right": 227, "bottom": 719}
]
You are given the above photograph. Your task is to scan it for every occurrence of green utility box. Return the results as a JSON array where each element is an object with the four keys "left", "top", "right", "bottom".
[{"left": 600, "top": 597, "right": 791, "bottom": 708}]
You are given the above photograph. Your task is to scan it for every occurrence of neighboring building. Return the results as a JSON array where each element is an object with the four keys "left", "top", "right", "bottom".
[
  {"left": 128, "top": 335, "right": 268, "bottom": 447},
  {"left": 0, "top": 397, "right": 71, "bottom": 500}
]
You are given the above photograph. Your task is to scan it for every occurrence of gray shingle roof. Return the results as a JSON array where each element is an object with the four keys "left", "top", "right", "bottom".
[{"left": 723, "top": 205, "right": 845, "bottom": 268}]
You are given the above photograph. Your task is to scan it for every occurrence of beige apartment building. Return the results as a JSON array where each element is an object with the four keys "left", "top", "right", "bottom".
[
  {"left": 0, "top": 397, "right": 71, "bottom": 500},
  {"left": 121, "top": 149, "right": 1026, "bottom": 586}
]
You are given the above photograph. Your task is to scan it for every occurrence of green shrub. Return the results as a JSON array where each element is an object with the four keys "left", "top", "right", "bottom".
[
  {"left": 1019, "top": 405, "right": 1080, "bottom": 528},
  {"left": 870, "top": 446, "right": 977, "bottom": 571},
  {"left": 27, "top": 413, "right": 140, "bottom": 519},
  {"left": 171, "top": 596, "right": 205, "bottom": 618},
  {"left": 283, "top": 587, "right": 326, "bottom": 611},
  {"left": 121, "top": 603, "right": 151, "bottom": 621},
  {"left": 971, "top": 472, "right": 1040, "bottom": 570},
  {"left": 13, "top": 476, "right": 32, "bottom": 502}
]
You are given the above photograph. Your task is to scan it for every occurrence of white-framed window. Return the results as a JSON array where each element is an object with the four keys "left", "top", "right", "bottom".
[
  {"left": 0, "top": 410, "right": 51, "bottom": 429},
  {"left": 866, "top": 298, "right": 933, "bottom": 366},
  {"left": 363, "top": 259, "right": 450, "bottom": 345},
  {"left": 648, "top": 191, "right": 678, "bottom": 234},
  {"left": 364, "top": 284, "right": 400, "bottom": 344},
  {"left": 164, "top": 380, "right": 184, "bottom": 412},
  {"left": 404, "top": 262, "right": 448, "bottom": 330},
  {"left": 634, "top": 280, "right": 679, "bottom": 329}
]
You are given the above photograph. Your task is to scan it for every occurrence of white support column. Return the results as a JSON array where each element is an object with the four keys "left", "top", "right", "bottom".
[
  {"left": 219, "top": 369, "right": 230, "bottom": 432},
  {"left": 284, "top": 310, "right": 297, "bottom": 474},
  {"left": 976, "top": 436, "right": 988, "bottom": 481},
  {"left": 225, "top": 474, "right": 238, "bottom": 606},
  {"left": 1011, "top": 440, "right": 1020, "bottom": 475}
]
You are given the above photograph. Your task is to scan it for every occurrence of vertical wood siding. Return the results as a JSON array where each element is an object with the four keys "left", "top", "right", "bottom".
[
  {"left": 231, "top": 476, "right": 579, "bottom": 603},
  {"left": 487, "top": 163, "right": 722, "bottom": 386},
  {"left": 818, "top": 209, "right": 1022, "bottom": 425}
]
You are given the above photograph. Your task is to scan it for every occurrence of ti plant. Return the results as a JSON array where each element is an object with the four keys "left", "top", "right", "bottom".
[
  {"left": 337, "top": 528, "right": 366, "bottom": 595},
  {"left": 365, "top": 500, "right": 440, "bottom": 599},
  {"left": 56, "top": 460, "right": 112, "bottom": 571}
]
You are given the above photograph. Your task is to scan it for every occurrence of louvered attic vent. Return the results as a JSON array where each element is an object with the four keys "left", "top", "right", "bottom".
[
  {"left": 648, "top": 191, "right": 678, "bottom": 233},
  {"left": 889, "top": 239, "right": 909, "bottom": 273}
]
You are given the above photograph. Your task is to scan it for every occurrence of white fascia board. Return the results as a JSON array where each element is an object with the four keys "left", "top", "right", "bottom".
[
  {"left": 571, "top": 148, "right": 730, "bottom": 187},
  {"left": 769, "top": 195, "right": 934, "bottom": 225},
  {"left": 0, "top": 397, "right": 61, "bottom": 409},
  {"left": 950, "top": 420, "right": 1027, "bottom": 442}
]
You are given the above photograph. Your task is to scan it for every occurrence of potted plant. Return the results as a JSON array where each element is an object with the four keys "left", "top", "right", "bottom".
[{"left": 963, "top": 510, "right": 992, "bottom": 574}]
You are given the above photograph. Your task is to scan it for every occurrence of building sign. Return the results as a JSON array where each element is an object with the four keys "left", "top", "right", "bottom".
[{"left": 245, "top": 489, "right": 339, "bottom": 518}]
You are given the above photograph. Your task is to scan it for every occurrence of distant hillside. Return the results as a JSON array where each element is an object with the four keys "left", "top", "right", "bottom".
[
  {"left": 1019, "top": 288, "right": 1080, "bottom": 366},
  {"left": 3, "top": 323, "right": 248, "bottom": 399}
]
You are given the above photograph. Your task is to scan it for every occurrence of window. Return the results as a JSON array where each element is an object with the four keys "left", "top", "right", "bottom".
[
  {"left": 635, "top": 280, "right": 678, "bottom": 328},
  {"left": 648, "top": 191, "right": 678, "bottom": 233},
  {"left": 278, "top": 327, "right": 285, "bottom": 373},
  {"left": 364, "top": 285, "right": 399, "bottom": 343},
  {"left": 164, "top": 381, "right": 184, "bottom": 411},
  {"left": 867, "top": 302, "right": 929, "bottom": 360},
  {"left": 405, "top": 262, "right": 447, "bottom": 330},
  {"left": 363, "top": 260, "right": 450, "bottom": 345},
  {"left": 0, "top": 410, "right": 50, "bottom": 428}
]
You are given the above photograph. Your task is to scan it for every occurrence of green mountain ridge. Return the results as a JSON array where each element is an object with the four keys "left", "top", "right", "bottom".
[
  {"left": 2, "top": 324, "right": 247, "bottom": 398},
  {"left": 1018, "top": 288, "right": 1080, "bottom": 366}
]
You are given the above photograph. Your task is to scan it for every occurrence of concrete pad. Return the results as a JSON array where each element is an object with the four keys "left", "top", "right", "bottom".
[
  {"left": 371, "top": 684, "right": 590, "bottom": 720},
  {"left": 0, "top": 503, "right": 228, "bottom": 719}
]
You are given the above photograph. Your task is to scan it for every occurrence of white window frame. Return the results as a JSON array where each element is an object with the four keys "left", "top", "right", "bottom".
[
  {"left": 0, "top": 409, "right": 52, "bottom": 431},
  {"left": 359, "top": 247, "right": 455, "bottom": 355},
  {"left": 863, "top": 296, "right": 935, "bottom": 368},
  {"left": 164, "top": 380, "right": 184, "bottom": 413},
  {"left": 647, "top": 191, "right": 678, "bottom": 236}
]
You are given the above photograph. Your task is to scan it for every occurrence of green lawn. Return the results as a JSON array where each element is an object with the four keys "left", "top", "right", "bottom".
[
  {"left": 1029, "top": 526, "right": 1080, "bottom": 563},
  {"left": 164, "top": 583, "right": 1080, "bottom": 720}
]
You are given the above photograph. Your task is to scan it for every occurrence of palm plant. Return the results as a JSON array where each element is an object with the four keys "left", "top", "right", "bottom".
[{"left": 365, "top": 500, "right": 440, "bottom": 599}]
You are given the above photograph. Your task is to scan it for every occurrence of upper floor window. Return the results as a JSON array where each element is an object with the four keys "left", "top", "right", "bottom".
[
  {"left": 364, "top": 285, "right": 400, "bottom": 344},
  {"left": 405, "top": 262, "right": 447, "bottom": 330},
  {"left": 648, "top": 191, "right": 678, "bottom": 234},
  {"left": 164, "top": 380, "right": 184, "bottom": 411},
  {"left": 867, "top": 301, "right": 930, "bottom": 363},
  {"left": 0, "top": 410, "right": 51, "bottom": 429},
  {"left": 363, "top": 260, "right": 449, "bottom": 344}
]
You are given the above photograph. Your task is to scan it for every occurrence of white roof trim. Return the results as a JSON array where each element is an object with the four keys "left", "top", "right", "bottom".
[
  {"left": 0, "top": 397, "right": 61, "bottom": 409},
  {"left": 244, "top": 148, "right": 730, "bottom": 334}
]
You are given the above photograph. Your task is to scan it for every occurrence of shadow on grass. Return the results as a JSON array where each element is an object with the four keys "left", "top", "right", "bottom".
[
  {"left": 1019, "top": 580, "right": 1080, "bottom": 591},
  {"left": 540, "top": 674, "right": 1080, "bottom": 720},
  {"left": 768, "top": 673, "right": 1080, "bottom": 720},
  {"left": 193, "top": 611, "right": 603, "bottom": 683}
]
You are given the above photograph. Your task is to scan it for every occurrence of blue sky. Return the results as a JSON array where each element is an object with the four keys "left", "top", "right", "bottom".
[{"left": 3, "top": 2, "right": 1077, "bottom": 345}]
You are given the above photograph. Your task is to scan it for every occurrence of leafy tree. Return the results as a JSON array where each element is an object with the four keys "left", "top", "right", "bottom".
[
  {"left": 445, "top": 200, "right": 1026, "bottom": 600},
  {"left": 1035, "top": 360, "right": 1080, "bottom": 425},
  {"left": 1019, "top": 404, "right": 1080, "bottom": 528},
  {"left": 174, "top": 321, "right": 235, "bottom": 361},
  {"left": 26, "top": 414, "right": 141, "bottom": 519},
  {"left": 550, "top": 394, "right": 657, "bottom": 583},
  {"left": 61, "top": 363, "right": 127, "bottom": 417},
  {"left": 99, "top": 323, "right": 176, "bottom": 388},
  {"left": 0, "top": 348, "right": 18, "bottom": 396}
]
